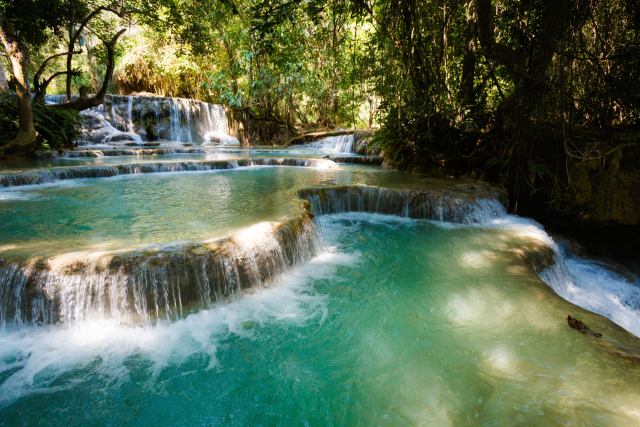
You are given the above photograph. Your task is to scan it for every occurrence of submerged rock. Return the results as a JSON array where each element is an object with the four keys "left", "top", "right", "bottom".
[{"left": 567, "top": 315, "right": 603, "bottom": 338}]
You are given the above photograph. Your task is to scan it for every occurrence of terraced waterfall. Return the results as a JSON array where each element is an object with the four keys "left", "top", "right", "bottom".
[
  {"left": 44, "top": 94, "right": 240, "bottom": 145},
  {"left": 1, "top": 152, "right": 639, "bottom": 426}
]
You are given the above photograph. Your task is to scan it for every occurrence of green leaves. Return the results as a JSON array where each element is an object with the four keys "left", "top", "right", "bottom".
[
  {"left": 527, "top": 160, "right": 545, "bottom": 179},
  {"left": 0, "top": 92, "right": 83, "bottom": 149}
]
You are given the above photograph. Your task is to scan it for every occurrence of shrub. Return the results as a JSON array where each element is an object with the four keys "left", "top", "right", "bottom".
[{"left": 0, "top": 92, "right": 83, "bottom": 150}]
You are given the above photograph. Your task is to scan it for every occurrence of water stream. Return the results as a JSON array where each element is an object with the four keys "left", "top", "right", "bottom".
[
  {"left": 305, "top": 134, "right": 356, "bottom": 153},
  {"left": 0, "top": 151, "right": 639, "bottom": 425}
]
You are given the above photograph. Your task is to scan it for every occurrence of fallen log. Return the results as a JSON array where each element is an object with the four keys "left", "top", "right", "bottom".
[{"left": 285, "top": 129, "right": 375, "bottom": 146}]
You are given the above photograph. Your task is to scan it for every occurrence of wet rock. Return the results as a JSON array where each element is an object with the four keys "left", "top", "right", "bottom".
[
  {"left": 143, "top": 142, "right": 161, "bottom": 147},
  {"left": 33, "top": 151, "right": 60, "bottom": 159},
  {"left": 567, "top": 315, "right": 603, "bottom": 338},
  {"left": 328, "top": 156, "right": 383, "bottom": 165},
  {"left": 108, "top": 135, "right": 132, "bottom": 143},
  {"left": 521, "top": 245, "right": 557, "bottom": 274},
  {"left": 297, "top": 184, "right": 507, "bottom": 223},
  {"left": 354, "top": 131, "right": 380, "bottom": 155}
]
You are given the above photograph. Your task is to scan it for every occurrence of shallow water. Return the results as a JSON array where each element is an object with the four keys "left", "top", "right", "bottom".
[
  {"left": 0, "top": 147, "right": 352, "bottom": 172},
  {"left": 1, "top": 148, "right": 639, "bottom": 425},
  {"left": 1, "top": 213, "right": 639, "bottom": 426},
  {"left": 0, "top": 165, "right": 430, "bottom": 260}
]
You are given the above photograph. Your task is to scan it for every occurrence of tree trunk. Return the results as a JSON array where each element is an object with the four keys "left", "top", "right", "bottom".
[
  {"left": 0, "top": 12, "right": 37, "bottom": 156},
  {"left": 66, "top": 8, "right": 75, "bottom": 102},
  {"left": 474, "top": 0, "right": 569, "bottom": 132},
  {"left": 0, "top": 55, "right": 8, "bottom": 91},
  {"left": 460, "top": 1, "right": 477, "bottom": 111}
]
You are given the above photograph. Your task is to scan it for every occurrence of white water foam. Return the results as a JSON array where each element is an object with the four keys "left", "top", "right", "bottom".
[
  {"left": 306, "top": 135, "right": 355, "bottom": 153},
  {"left": 563, "top": 258, "right": 640, "bottom": 336},
  {"left": 0, "top": 248, "right": 358, "bottom": 406},
  {"left": 434, "top": 214, "right": 640, "bottom": 337},
  {"left": 0, "top": 180, "right": 88, "bottom": 201}
]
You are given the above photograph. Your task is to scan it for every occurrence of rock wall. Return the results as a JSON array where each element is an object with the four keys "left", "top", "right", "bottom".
[
  {"left": 353, "top": 131, "right": 381, "bottom": 155},
  {"left": 225, "top": 107, "right": 297, "bottom": 146}
]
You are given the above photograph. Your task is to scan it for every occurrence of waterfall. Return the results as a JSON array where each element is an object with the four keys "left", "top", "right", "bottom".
[
  {"left": 307, "top": 135, "right": 355, "bottom": 153},
  {"left": 0, "top": 158, "right": 337, "bottom": 187},
  {"left": 43, "top": 94, "right": 238, "bottom": 146},
  {"left": 499, "top": 217, "right": 640, "bottom": 337},
  {"left": 0, "top": 216, "right": 321, "bottom": 330},
  {"left": 297, "top": 185, "right": 507, "bottom": 224}
]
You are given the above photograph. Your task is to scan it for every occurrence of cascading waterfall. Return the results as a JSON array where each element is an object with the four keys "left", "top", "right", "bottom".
[
  {"left": 0, "top": 158, "right": 337, "bottom": 187},
  {"left": 43, "top": 94, "right": 237, "bottom": 146},
  {"left": 297, "top": 185, "right": 640, "bottom": 335},
  {"left": 0, "top": 216, "right": 321, "bottom": 330},
  {"left": 307, "top": 135, "right": 355, "bottom": 153},
  {"left": 296, "top": 185, "right": 507, "bottom": 224},
  {"left": 43, "top": 95, "right": 143, "bottom": 144}
]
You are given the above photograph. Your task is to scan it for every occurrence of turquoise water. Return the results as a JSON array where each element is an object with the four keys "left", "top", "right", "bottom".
[
  {"left": 0, "top": 148, "right": 349, "bottom": 172},
  {"left": 1, "top": 213, "right": 639, "bottom": 425},
  {"left": 0, "top": 165, "right": 429, "bottom": 261},
  {"left": 1, "top": 151, "right": 639, "bottom": 426}
]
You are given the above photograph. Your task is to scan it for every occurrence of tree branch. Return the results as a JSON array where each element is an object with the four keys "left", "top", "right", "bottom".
[
  {"left": 52, "top": 29, "right": 126, "bottom": 111},
  {"left": 34, "top": 70, "right": 81, "bottom": 102},
  {"left": 33, "top": 50, "right": 82, "bottom": 94}
]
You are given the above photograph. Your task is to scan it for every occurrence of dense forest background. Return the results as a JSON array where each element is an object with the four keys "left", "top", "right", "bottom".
[{"left": 1, "top": 0, "right": 640, "bottom": 256}]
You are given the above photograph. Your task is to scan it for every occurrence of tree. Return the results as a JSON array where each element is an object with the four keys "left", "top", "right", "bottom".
[
  {"left": 0, "top": 0, "right": 65, "bottom": 156},
  {"left": 0, "top": 10, "right": 35, "bottom": 151},
  {"left": 474, "top": 0, "right": 570, "bottom": 132}
]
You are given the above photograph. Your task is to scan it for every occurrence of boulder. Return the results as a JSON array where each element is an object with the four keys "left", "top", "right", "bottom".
[{"left": 354, "top": 131, "right": 381, "bottom": 156}]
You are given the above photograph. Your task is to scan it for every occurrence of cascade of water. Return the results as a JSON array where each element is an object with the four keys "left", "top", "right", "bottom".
[
  {"left": 0, "top": 158, "right": 337, "bottom": 187},
  {"left": 126, "top": 96, "right": 135, "bottom": 134},
  {"left": 53, "top": 95, "right": 143, "bottom": 144},
  {"left": 44, "top": 94, "right": 233, "bottom": 145},
  {"left": 170, "top": 98, "right": 182, "bottom": 141},
  {"left": 297, "top": 185, "right": 507, "bottom": 224},
  {"left": 0, "top": 217, "right": 322, "bottom": 330},
  {"left": 204, "top": 103, "right": 215, "bottom": 133},
  {"left": 182, "top": 99, "right": 193, "bottom": 143},
  {"left": 307, "top": 135, "right": 356, "bottom": 153},
  {"left": 43, "top": 94, "right": 76, "bottom": 105},
  {"left": 334, "top": 135, "right": 355, "bottom": 153}
]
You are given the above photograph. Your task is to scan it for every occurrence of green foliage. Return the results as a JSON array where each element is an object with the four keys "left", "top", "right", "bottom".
[
  {"left": 527, "top": 160, "right": 545, "bottom": 180},
  {"left": 0, "top": 92, "right": 83, "bottom": 149},
  {"left": 0, "top": 0, "right": 67, "bottom": 47}
]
